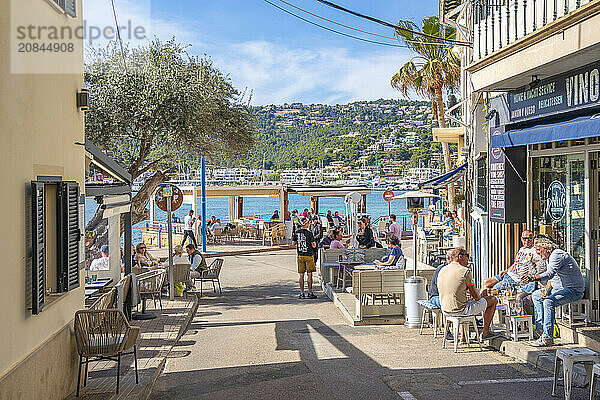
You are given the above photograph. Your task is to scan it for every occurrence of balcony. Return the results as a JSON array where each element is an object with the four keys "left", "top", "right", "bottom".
[{"left": 472, "top": 0, "right": 597, "bottom": 62}]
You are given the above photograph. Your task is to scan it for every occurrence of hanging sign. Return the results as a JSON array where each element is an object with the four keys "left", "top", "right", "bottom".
[
  {"left": 155, "top": 184, "right": 183, "bottom": 212},
  {"left": 489, "top": 126, "right": 505, "bottom": 222},
  {"left": 545, "top": 180, "right": 566, "bottom": 221}
]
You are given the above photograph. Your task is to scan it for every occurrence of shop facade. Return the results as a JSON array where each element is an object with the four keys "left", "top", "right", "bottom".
[{"left": 489, "top": 61, "right": 600, "bottom": 319}]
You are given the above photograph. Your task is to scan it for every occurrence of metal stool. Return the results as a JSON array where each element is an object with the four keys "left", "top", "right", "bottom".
[
  {"left": 559, "top": 300, "right": 591, "bottom": 326},
  {"left": 553, "top": 348, "right": 600, "bottom": 400},
  {"left": 505, "top": 314, "right": 534, "bottom": 342},
  {"left": 417, "top": 300, "right": 442, "bottom": 338},
  {"left": 589, "top": 363, "right": 600, "bottom": 400},
  {"left": 442, "top": 314, "right": 482, "bottom": 353}
]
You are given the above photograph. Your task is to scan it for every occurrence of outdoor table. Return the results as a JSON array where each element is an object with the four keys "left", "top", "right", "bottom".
[
  {"left": 337, "top": 260, "right": 363, "bottom": 290},
  {"left": 84, "top": 288, "right": 100, "bottom": 300},
  {"left": 85, "top": 277, "right": 113, "bottom": 291},
  {"left": 428, "top": 225, "right": 448, "bottom": 247}
]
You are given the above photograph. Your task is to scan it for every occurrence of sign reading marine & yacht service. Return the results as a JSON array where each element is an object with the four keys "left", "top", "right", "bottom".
[
  {"left": 508, "top": 61, "right": 600, "bottom": 122},
  {"left": 489, "top": 126, "right": 505, "bottom": 222}
]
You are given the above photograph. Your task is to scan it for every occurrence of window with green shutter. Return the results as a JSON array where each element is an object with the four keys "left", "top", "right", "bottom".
[{"left": 30, "top": 179, "right": 81, "bottom": 314}]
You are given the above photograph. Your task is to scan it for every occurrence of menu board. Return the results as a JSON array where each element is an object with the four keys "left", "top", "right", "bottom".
[{"left": 489, "top": 126, "right": 506, "bottom": 222}]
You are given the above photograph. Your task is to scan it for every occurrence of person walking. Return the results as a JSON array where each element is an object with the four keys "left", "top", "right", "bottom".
[
  {"left": 181, "top": 210, "right": 198, "bottom": 247},
  {"left": 293, "top": 217, "right": 317, "bottom": 299}
]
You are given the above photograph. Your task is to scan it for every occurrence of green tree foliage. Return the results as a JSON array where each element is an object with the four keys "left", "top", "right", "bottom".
[{"left": 85, "top": 38, "right": 256, "bottom": 225}]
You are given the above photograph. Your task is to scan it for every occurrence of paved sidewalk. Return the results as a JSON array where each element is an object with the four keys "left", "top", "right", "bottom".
[
  {"left": 70, "top": 296, "right": 197, "bottom": 400},
  {"left": 148, "top": 251, "right": 594, "bottom": 400}
]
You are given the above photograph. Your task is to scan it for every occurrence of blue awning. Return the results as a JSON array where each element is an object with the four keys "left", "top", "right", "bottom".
[
  {"left": 491, "top": 114, "right": 600, "bottom": 148},
  {"left": 420, "top": 163, "right": 467, "bottom": 190}
]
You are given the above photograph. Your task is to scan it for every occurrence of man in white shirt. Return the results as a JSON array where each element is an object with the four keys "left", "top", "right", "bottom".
[
  {"left": 483, "top": 230, "right": 541, "bottom": 290},
  {"left": 181, "top": 210, "right": 198, "bottom": 247},
  {"left": 89, "top": 245, "right": 110, "bottom": 271}
]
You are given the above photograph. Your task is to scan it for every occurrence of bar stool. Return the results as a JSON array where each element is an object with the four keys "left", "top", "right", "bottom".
[
  {"left": 442, "top": 314, "right": 482, "bottom": 353},
  {"left": 505, "top": 314, "right": 534, "bottom": 342},
  {"left": 553, "top": 348, "right": 600, "bottom": 400},
  {"left": 417, "top": 300, "right": 442, "bottom": 338}
]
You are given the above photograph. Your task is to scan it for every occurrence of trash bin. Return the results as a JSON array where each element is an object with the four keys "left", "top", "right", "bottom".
[{"left": 404, "top": 276, "right": 427, "bottom": 328}]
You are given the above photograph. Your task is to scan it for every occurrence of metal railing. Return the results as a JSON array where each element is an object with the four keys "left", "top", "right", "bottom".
[{"left": 473, "top": 0, "right": 595, "bottom": 61}]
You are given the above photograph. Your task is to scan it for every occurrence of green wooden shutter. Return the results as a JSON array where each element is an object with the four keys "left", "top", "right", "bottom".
[
  {"left": 58, "top": 181, "right": 80, "bottom": 292},
  {"left": 65, "top": 0, "right": 76, "bottom": 17},
  {"left": 31, "top": 182, "right": 45, "bottom": 315}
]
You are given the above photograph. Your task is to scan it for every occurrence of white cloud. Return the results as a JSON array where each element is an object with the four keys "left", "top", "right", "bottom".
[{"left": 208, "top": 40, "right": 415, "bottom": 105}]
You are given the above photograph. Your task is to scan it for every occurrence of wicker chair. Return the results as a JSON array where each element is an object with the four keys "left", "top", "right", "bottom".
[
  {"left": 88, "top": 288, "right": 116, "bottom": 310},
  {"left": 165, "top": 263, "right": 191, "bottom": 297},
  {"left": 74, "top": 309, "right": 140, "bottom": 396},
  {"left": 194, "top": 258, "right": 224, "bottom": 297},
  {"left": 137, "top": 269, "right": 166, "bottom": 311}
]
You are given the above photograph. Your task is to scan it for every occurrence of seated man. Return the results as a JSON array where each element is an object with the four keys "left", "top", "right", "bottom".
[
  {"left": 428, "top": 250, "right": 452, "bottom": 308},
  {"left": 319, "top": 230, "right": 334, "bottom": 249},
  {"left": 185, "top": 243, "right": 207, "bottom": 289},
  {"left": 521, "top": 236, "right": 585, "bottom": 347},
  {"left": 374, "top": 236, "right": 403, "bottom": 269},
  {"left": 329, "top": 229, "right": 346, "bottom": 249},
  {"left": 438, "top": 247, "right": 498, "bottom": 340},
  {"left": 483, "top": 230, "right": 541, "bottom": 291},
  {"left": 89, "top": 244, "right": 110, "bottom": 271}
]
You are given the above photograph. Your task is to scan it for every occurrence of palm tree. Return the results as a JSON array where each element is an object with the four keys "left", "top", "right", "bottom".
[{"left": 391, "top": 16, "right": 461, "bottom": 210}]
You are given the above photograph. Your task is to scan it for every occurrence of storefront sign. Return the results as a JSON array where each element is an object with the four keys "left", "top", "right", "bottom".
[
  {"left": 509, "top": 61, "right": 600, "bottom": 122},
  {"left": 545, "top": 180, "right": 566, "bottom": 221},
  {"left": 489, "top": 126, "right": 505, "bottom": 222}
]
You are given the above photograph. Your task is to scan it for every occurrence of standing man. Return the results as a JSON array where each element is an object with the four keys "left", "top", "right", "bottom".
[
  {"left": 438, "top": 247, "right": 499, "bottom": 340},
  {"left": 332, "top": 211, "right": 342, "bottom": 227},
  {"left": 521, "top": 236, "right": 585, "bottom": 347},
  {"left": 293, "top": 217, "right": 317, "bottom": 299},
  {"left": 483, "top": 230, "right": 541, "bottom": 290},
  {"left": 182, "top": 210, "right": 198, "bottom": 247},
  {"left": 388, "top": 214, "right": 402, "bottom": 241}
]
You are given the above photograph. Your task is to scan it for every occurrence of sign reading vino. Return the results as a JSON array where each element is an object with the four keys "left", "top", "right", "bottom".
[{"left": 509, "top": 61, "right": 600, "bottom": 122}]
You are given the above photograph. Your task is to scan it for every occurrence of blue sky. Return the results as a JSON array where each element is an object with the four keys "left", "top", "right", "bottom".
[{"left": 84, "top": 0, "right": 437, "bottom": 105}]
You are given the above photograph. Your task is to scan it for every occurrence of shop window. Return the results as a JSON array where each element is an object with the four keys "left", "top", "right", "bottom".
[
  {"left": 476, "top": 157, "right": 487, "bottom": 210},
  {"left": 556, "top": 141, "right": 569, "bottom": 148},
  {"left": 31, "top": 179, "right": 81, "bottom": 314},
  {"left": 541, "top": 143, "right": 553, "bottom": 150},
  {"left": 531, "top": 155, "right": 586, "bottom": 287},
  {"left": 49, "top": 0, "right": 76, "bottom": 17}
]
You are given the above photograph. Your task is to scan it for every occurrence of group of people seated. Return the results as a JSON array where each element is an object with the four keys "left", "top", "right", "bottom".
[
  {"left": 426, "top": 230, "right": 585, "bottom": 346},
  {"left": 132, "top": 241, "right": 208, "bottom": 294}
]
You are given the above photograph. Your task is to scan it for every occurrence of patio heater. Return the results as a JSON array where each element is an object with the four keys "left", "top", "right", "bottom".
[{"left": 396, "top": 191, "right": 439, "bottom": 328}]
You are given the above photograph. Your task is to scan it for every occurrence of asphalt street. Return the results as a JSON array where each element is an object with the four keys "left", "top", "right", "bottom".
[{"left": 149, "top": 251, "right": 589, "bottom": 400}]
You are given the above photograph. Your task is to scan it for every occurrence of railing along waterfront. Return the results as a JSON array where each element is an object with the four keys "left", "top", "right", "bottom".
[{"left": 473, "top": 0, "right": 595, "bottom": 61}]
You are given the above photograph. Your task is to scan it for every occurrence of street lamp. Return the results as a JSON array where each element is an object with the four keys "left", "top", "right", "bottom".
[{"left": 395, "top": 190, "right": 439, "bottom": 328}]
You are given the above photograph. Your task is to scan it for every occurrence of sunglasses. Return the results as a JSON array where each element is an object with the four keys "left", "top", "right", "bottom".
[{"left": 522, "top": 236, "right": 533, "bottom": 240}]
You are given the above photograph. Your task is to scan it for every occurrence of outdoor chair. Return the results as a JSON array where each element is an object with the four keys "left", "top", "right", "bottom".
[
  {"left": 74, "top": 309, "right": 140, "bottom": 396},
  {"left": 212, "top": 228, "right": 225, "bottom": 244},
  {"left": 166, "top": 262, "right": 191, "bottom": 297},
  {"left": 88, "top": 288, "right": 117, "bottom": 310},
  {"left": 194, "top": 258, "right": 224, "bottom": 297},
  {"left": 376, "top": 220, "right": 387, "bottom": 238},
  {"left": 263, "top": 225, "right": 276, "bottom": 246},
  {"left": 137, "top": 269, "right": 166, "bottom": 311}
]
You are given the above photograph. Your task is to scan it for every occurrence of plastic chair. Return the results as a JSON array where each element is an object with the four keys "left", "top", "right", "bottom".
[
  {"left": 442, "top": 314, "right": 482, "bottom": 353},
  {"left": 553, "top": 348, "right": 600, "bottom": 400},
  {"left": 417, "top": 299, "right": 443, "bottom": 338}
]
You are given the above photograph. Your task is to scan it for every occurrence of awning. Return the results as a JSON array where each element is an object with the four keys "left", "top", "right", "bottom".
[
  {"left": 491, "top": 114, "right": 600, "bottom": 148},
  {"left": 419, "top": 163, "right": 467, "bottom": 190}
]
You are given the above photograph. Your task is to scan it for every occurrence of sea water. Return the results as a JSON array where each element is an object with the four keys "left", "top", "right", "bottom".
[{"left": 85, "top": 191, "right": 435, "bottom": 244}]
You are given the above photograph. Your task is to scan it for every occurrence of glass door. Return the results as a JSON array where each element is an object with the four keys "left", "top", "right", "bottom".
[{"left": 531, "top": 154, "right": 587, "bottom": 290}]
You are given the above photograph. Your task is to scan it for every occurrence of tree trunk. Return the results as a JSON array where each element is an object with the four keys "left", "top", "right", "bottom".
[
  {"left": 84, "top": 169, "right": 168, "bottom": 260},
  {"left": 434, "top": 88, "right": 457, "bottom": 213}
]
